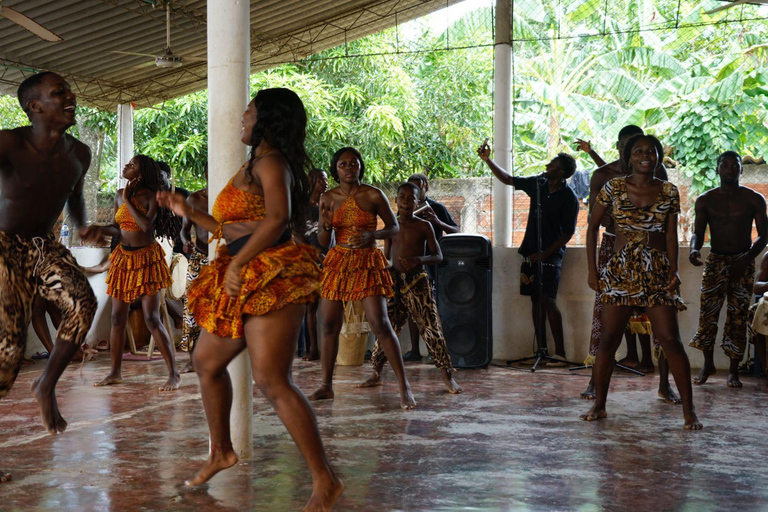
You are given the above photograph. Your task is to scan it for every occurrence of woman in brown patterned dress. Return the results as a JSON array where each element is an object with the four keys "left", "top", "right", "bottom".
[{"left": 581, "top": 134, "right": 702, "bottom": 430}]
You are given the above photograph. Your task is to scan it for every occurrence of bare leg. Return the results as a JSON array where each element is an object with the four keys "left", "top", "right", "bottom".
[
  {"left": 302, "top": 300, "right": 320, "bottom": 361},
  {"left": 141, "top": 293, "right": 181, "bottom": 391},
  {"left": 544, "top": 296, "right": 566, "bottom": 358},
  {"left": 618, "top": 331, "right": 639, "bottom": 368},
  {"left": 31, "top": 296, "right": 54, "bottom": 353},
  {"left": 657, "top": 354, "right": 681, "bottom": 404},
  {"left": 180, "top": 343, "right": 195, "bottom": 373},
  {"left": 356, "top": 356, "right": 385, "bottom": 388},
  {"left": 755, "top": 334, "right": 767, "bottom": 377},
  {"left": 184, "top": 330, "right": 245, "bottom": 486},
  {"left": 244, "top": 304, "right": 343, "bottom": 510},
  {"left": 404, "top": 318, "right": 422, "bottom": 359},
  {"left": 646, "top": 306, "right": 702, "bottom": 430},
  {"left": 693, "top": 349, "right": 716, "bottom": 385},
  {"left": 361, "top": 296, "right": 416, "bottom": 410},
  {"left": 635, "top": 333, "right": 655, "bottom": 373},
  {"left": 31, "top": 338, "right": 79, "bottom": 434},
  {"left": 727, "top": 357, "right": 742, "bottom": 388},
  {"left": 580, "top": 374, "right": 596, "bottom": 400},
  {"left": 308, "top": 299, "right": 343, "bottom": 401},
  {"left": 95, "top": 298, "right": 129, "bottom": 387},
  {"left": 580, "top": 305, "right": 632, "bottom": 422},
  {"left": 166, "top": 297, "right": 184, "bottom": 329}
]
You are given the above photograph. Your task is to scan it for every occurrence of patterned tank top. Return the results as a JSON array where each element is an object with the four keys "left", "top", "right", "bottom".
[
  {"left": 115, "top": 197, "right": 148, "bottom": 232},
  {"left": 210, "top": 173, "right": 267, "bottom": 240},
  {"left": 333, "top": 189, "right": 377, "bottom": 245}
]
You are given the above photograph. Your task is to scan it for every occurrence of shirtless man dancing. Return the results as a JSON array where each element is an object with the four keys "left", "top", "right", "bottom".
[
  {"left": 0, "top": 72, "right": 97, "bottom": 481},
  {"left": 689, "top": 151, "right": 767, "bottom": 387},
  {"left": 357, "top": 182, "right": 461, "bottom": 393}
]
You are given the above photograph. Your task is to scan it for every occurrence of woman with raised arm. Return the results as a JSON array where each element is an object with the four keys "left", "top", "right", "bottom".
[
  {"left": 82, "top": 155, "right": 181, "bottom": 391},
  {"left": 581, "top": 134, "right": 702, "bottom": 430},
  {"left": 307, "top": 147, "right": 416, "bottom": 410},
  {"left": 157, "top": 88, "right": 342, "bottom": 510}
]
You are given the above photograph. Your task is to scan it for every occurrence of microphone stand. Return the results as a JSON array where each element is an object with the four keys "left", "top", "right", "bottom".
[{"left": 507, "top": 174, "right": 579, "bottom": 372}]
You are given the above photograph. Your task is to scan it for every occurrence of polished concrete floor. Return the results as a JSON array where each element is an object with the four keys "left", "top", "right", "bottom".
[{"left": 2, "top": 354, "right": 768, "bottom": 511}]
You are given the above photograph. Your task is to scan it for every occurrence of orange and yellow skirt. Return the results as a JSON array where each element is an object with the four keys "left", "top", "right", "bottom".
[
  {"left": 187, "top": 240, "right": 320, "bottom": 339},
  {"left": 320, "top": 246, "right": 393, "bottom": 302},
  {"left": 106, "top": 242, "right": 171, "bottom": 303}
]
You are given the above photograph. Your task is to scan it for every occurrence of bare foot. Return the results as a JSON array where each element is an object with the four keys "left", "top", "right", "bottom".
[
  {"left": 693, "top": 365, "right": 716, "bottom": 385},
  {"left": 0, "top": 471, "right": 11, "bottom": 483},
  {"left": 617, "top": 357, "right": 639, "bottom": 368},
  {"left": 355, "top": 372, "right": 382, "bottom": 388},
  {"left": 31, "top": 378, "right": 67, "bottom": 434},
  {"left": 579, "top": 405, "right": 607, "bottom": 422},
  {"left": 184, "top": 448, "right": 238, "bottom": 487},
  {"left": 400, "top": 385, "right": 417, "bottom": 410},
  {"left": 580, "top": 380, "right": 596, "bottom": 400},
  {"left": 442, "top": 369, "right": 462, "bottom": 394},
  {"left": 635, "top": 361, "right": 655, "bottom": 374},
  {"left": 94, "top": 373, "right": 123, "bottom": 387},
  {"left": 308, "top": 384, "right": 334, "bottom": 401},
  {"left": 303, "top": 474, "right": 344, "bottom": 512},
  {"left": 160, "top": 374, "right": 181, "bottom": 392},
  {"left": 727, "top": 372, "right": 742, "bottom": 388},
  {"left": 180, "top": 360, "right": 195, "bottom": 374},
  {"left": 658, "top": 385, "right": 682, "bottom": 404},
  {"left": 302, "top": 349, "right": 320, "bottom": 362},
  {"left": 684, "top": 411, "right": 703, "bottom": 430}
]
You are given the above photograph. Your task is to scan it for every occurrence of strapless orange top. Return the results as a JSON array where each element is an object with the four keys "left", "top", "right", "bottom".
[
  {"left": 333, "top": 192, "right": 376, "bottom": 245},
  {"left": 115, "top": 198, "right": 148, "bottom": 232},
  {"left": 210, "top": 173, "right": 266, "bottom": 239}
]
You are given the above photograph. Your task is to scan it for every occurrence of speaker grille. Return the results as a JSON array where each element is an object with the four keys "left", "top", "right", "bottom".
[{"left": 445, "top": 272, "right": 477, "bottom": 305}]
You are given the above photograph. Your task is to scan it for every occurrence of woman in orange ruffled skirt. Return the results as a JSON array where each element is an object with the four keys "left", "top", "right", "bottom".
[
  {"left": 307, "top": 147, "right": 416, "bottom": 410},
  {"left": 82, "top": 155, "right": 181, "bottom": 391},
  {"left": 157, "top": 88, "right": 342, "bottom": 510}
]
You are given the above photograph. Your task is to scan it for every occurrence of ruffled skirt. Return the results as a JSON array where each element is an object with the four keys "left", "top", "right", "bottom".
[
  {"left": 320, "top": 246, "right": 393, "bottom": 301},
  {"left": 188, "top": 240, "right": 320, "bottom": 339},
  {"left": 106, "top": 242, "right": 171, "bottom": 303}
]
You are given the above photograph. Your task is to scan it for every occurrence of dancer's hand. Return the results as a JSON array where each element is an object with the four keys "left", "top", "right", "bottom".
[
  {"left": 689, "top": 249, "right": 703, "bottom": 266},
  {"left": 123, "top": 179, "right": 138, "bottom": 201},
  {"left": 587, "top": 270, "right": 599, "bottom": 291},
  {"left": 399, "top": 256, "right": 420, "bottom": 271},
  {"left": 79, "top": 225, "right": 104, "bottom": 244},
  {"left": 224, "top": 261, "right": 244, "bottom": 297},
  {"left": 665, "top": 271, "right": 681, "bottom": 292},
  {"left": 347, "top": 229, "right": 374, "bottom": 248},
  {"left": 574, "top": 138, "right": 593, "bottom": 154},
  {"left": 156, "top": 191, "right": 192, "bottom": 218},
  {"left": 420, "top": 205, "right": 437, "bottom": 222},
  {"left": 320, "top": 202, "right": 334, "bottom": 230},
  {"left": 477, "top": 139, "right": 491, "bottom": 161},
  {"left": 183, "top": 240, "right": 196, "bottom": 254}
]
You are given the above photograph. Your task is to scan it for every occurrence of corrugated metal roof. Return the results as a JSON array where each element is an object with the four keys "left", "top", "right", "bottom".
[{"left": 0, "top": 0, "right": 463, "bottom": 109}]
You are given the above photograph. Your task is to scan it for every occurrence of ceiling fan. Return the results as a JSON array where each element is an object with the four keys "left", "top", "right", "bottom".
[
  {"left": 0, "top": 1, "right": 62, "bottom": 42},
  {"left": 705, "top": 0, "right": 768, "bottom": 14},
  {"left": 111, "top": 1, "right": 203, "bottom": 68}
]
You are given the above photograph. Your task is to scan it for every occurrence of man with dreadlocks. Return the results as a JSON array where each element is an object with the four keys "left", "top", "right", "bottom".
[
  {"left": 0, "top": 73, "right": 97, "bottom": 474},
  {"left": 82, "top": 154, "right": 182, "bottom": 391}
]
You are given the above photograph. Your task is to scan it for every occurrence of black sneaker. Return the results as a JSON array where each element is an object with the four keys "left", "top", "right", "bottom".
[{"left": 403, "top": 350, "right": 423, "bottom": 362}]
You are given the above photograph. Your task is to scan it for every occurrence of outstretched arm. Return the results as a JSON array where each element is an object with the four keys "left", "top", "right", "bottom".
[
  {"left": 477, "top": 141, "right": 515, "bottom": 186},
  {"left": 575, "top": 139, "right": 606, "bottom": 167}
]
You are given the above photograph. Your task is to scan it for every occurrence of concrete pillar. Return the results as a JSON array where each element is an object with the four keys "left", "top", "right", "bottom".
[
  {"left": 208, "top": 0, "right": 252, "bottom": 458},
  {"left": 116, "top": 103, "right": 133, "bottom": 188},
  {"left": 493, "top": 0, "right": 512, "bottom": 247}
]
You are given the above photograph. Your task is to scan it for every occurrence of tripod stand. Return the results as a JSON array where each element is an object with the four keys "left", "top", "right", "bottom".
[{"left": 506, "top": 174, "right": 579, "bottom": 372}]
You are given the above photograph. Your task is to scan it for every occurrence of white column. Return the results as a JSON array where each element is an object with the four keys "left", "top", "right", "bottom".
[
  {"left": 208, "top": 0, "right": 252, "bottom": 458},
  {"left": 493, "top": 0, "right": 512, "bottom": 247},
  {"left": 116, "top": 103, "right": 134, "bottom": 188}
]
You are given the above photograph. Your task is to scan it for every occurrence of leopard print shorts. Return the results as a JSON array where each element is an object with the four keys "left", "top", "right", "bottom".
[{"left": 0, "top": 231, "right": 96, "bottom": 399}]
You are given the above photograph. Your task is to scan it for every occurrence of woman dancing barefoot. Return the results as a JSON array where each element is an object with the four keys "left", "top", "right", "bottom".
[
  {"left": 307, "top": 147, "right": 416, "bottom": 410},
  {"left": 157, "top": 88, "right": 342, "bottom": 510},
  {"left": 83, "top": 155, "right": 181, "bottom": 391},
  {"left": 582, "top": 134, "right": 702, "bottom": 430}
]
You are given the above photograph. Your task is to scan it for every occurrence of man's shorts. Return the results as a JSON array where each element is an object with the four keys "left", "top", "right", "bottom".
[{"left": 520, "top": 256, "right": 562, "bottom": 299}]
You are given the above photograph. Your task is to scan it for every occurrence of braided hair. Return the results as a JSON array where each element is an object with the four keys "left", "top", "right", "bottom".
[
  {"left": 245, "top": 88, "right": 312, "bottom": 234},
  {"left": 135, "top": 154, "right": 181, "bottom": 242}
]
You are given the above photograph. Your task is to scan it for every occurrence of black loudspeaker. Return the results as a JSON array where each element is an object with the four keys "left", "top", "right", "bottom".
[{"left": 436, "top": 234, "right": 492, "bottom": 368}]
